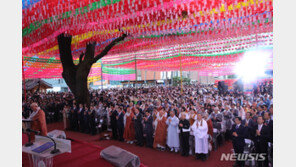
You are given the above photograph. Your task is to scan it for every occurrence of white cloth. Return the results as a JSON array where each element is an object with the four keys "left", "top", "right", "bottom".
[
  {"left": 191, "top": 119, "right": 209, "bottom": 154},
  {"left": 178, "top": 112, "right": 190, "bottom": 120},
  {"left": 258, "top": 124, "right": 263, "bottom": 132},
  {"left": 124, "top": 112, "right": 131, "bottom": 127},
  {"left": 166, "top": 116, "right": 180, "bottom": 148},
  {"left": 29, "top": 108, "right": 40, "bottom": 120},
  {"left": 154, "top": 114, "right": 166, "bottom": 129}
]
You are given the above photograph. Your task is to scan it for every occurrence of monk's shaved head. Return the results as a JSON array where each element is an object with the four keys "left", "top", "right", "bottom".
[
  {"left": 30, "top": 102, "right": 39, "bottom": 111},
  {"left": 30, "top": 102, "right": 38, "bottom": 107}
]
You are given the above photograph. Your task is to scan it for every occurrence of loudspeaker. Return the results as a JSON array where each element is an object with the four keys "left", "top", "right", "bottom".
[
  {"left": 100, "top": 145, "right": 140, "bottom": 167},
  {"left": 234, "top": 79, "right": 244, "bottom": 92},
  {"left": 218, "top": 81, "right": 227, "bottom": 95}
]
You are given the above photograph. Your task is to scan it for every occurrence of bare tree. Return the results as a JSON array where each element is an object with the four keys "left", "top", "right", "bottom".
[{"left": 57, "top": 33, "right": 127, "bottom": 106}]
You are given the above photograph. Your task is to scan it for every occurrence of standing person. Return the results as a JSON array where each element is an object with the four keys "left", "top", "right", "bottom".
[
  {"left": 143, "top": 110, "right": 154, "bottom": 148},
  {"left": 153, "top": 110, "right": 167, "bottom": 151},
  {"left": 110, "top": 105, "right": 118, "bottom": 140},
  {"left": 179, "top": 112, "right": 190, "bottom": 157},
  {"left": 191, "top": 113, "right": 209, "bottom": 161},
  {"left": 62, "top": 105, "right": 70, "bottom": 130},
  {"left": 223, "top": 105, "right": 233, "bottom": 141},
  {"left": 78, "top": 104, "right": 85, "bottom": 132},
  {"left": 116, "top": 106, "right": 125, "bottom": 142},
  {"left": 166, "top": 110, "right": 180, "bottom": 153},
  {"left": 69, "top": 104, "right": 78, "bottom": 131},
  {"left": 188, "top": 111, "right": 197, "bottom": 155},
  {"left": 83, "top": 106, "right": 90, "bottom": 134},
  {"left": 263, "top": 112, "right": 273, "bottom": 143},
  {"left": 243, "top": 112, "right": 255, "bottom": 140},
  {"left": 255, "top": 116, "right": 270, "bottom": 167},
  {"left": 210, "top": 107, "right": 223, "bottom": 130},
  {"left": 89, "top": 105, "right": 97, "bottom": 135},
  {"left": 210, "top": 107, "right": 223, "bottom": 148},
  {"left": 123, "top": 108, "right": 135, "bottom": 144},
  {"left": 133, "top": 109, "right": 144, "bottom": 146},
  {"left": 204, "top": 113, "right": 213, "bottom": 151},
  {"left": 29, "top": 102, "right": 48, "bottom": 140},
  {"left": 231, "top": 117, "right": 246, "bottom": 167}
]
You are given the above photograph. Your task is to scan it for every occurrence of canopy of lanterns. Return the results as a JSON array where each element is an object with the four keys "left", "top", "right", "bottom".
[{"left": 22, "top": 0, "right": 273, "bottom": 81}]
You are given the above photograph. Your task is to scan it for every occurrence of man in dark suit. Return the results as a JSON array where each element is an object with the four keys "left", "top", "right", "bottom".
[
  {"left": 69, "top": 104, "right": 79, "bottom": 131},
  {"left": 255, "top": 116, "right": 270, "bottom": 167},
  {"left": 231, "top": 117, "right": 246, "bottom": 167},
  {"left": 264, "top": 112, "right": 273, "bottom": 143},
  {"left": 243, "top": 112, "right": 256, "bottom": 140},
  {"left": 179, "top": 112, "right": 190, "bottom": 157},
  {"left": 110, "top": 104, "right": 118, "bottom": 140},
  {"left": 89, "top": 105, "right": 97, "bottom": 135},
  {"left": 77, "top": 104, "right": 85, "bottom": 132},
  {"left": 133, "top": 109, "right": 144, "bottom": 146},
  {"left": 264, "top": 111, "right": 273, "bottom": 165},
  {"left": 143, "top": 110, "right": 154, "bottom": 148},
  {"left": 83, "top": 106, "right": 90, "bottom": 134},
  {"left": 116, "top": 106, "right": 125, "bottom": 141}
]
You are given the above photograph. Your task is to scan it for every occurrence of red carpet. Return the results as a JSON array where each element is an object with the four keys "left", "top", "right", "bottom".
[
  {"left": 23, "top": 122, "right": 234, "bottom": 167},
  {"left": 23, "top": 139, "right": 113, "bottom": 167}
]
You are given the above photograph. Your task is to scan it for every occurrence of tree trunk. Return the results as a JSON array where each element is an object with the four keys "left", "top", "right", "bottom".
[{"left": 57, "top": 33, "right": 127, "bottom": 106}]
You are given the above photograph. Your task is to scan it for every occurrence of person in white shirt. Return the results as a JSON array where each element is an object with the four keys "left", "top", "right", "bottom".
[{"left": 191, "top": 113, "right": 208, "bottom": 161}]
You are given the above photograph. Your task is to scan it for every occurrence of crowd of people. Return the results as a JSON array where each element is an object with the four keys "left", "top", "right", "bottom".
[{"left": 22, "top": 81, "right": 273, "bottom": 166}]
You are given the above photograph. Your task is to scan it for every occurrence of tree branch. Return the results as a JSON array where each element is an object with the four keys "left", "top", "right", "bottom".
[
  {"left": 79, "top": 52, "right": 85, "bottom": 64},
  {"left": 84, "top": 41, "right": 97, "bottom": 63},
  {"left": 57, "top": 33, "right": 75, "bottom": 68},
  {"left": 92, "top": 33, "right": 127, "bottom": 64}
]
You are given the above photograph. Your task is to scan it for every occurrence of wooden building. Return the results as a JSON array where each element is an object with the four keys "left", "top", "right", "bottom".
[{"left": 23, "top": 79, "right": 52, "bottom": 93}]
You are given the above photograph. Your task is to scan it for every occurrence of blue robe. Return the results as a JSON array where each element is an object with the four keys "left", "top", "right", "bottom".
[{"left": 166, "top": 116, "right": 180, "bottom": 148}]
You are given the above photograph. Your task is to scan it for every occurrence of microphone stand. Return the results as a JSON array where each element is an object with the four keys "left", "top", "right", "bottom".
[
  {"left": 41, "top": 135, "right": 60, "bottom": 154},
  {"left": 23, "top": 129, "right": 33, "bottom": 147},
  {"left": 26, "top": 129, "right": 60, "bottom": 154}
]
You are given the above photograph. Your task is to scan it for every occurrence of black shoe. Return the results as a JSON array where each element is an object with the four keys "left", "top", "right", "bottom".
[
  {"left": 184, "top": 153, "right": 189, "bottom": 157},
  {"left": 196, "top": 154, "right": 200, "bottom": 160}
]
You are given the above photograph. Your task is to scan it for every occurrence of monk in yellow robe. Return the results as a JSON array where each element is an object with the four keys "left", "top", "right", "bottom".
[
  {"left": 153, "top": 110, "right": 167, "bottom": 151},
  {"left": 29, "top": 103, "right": 48, "bottom": 140}
]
